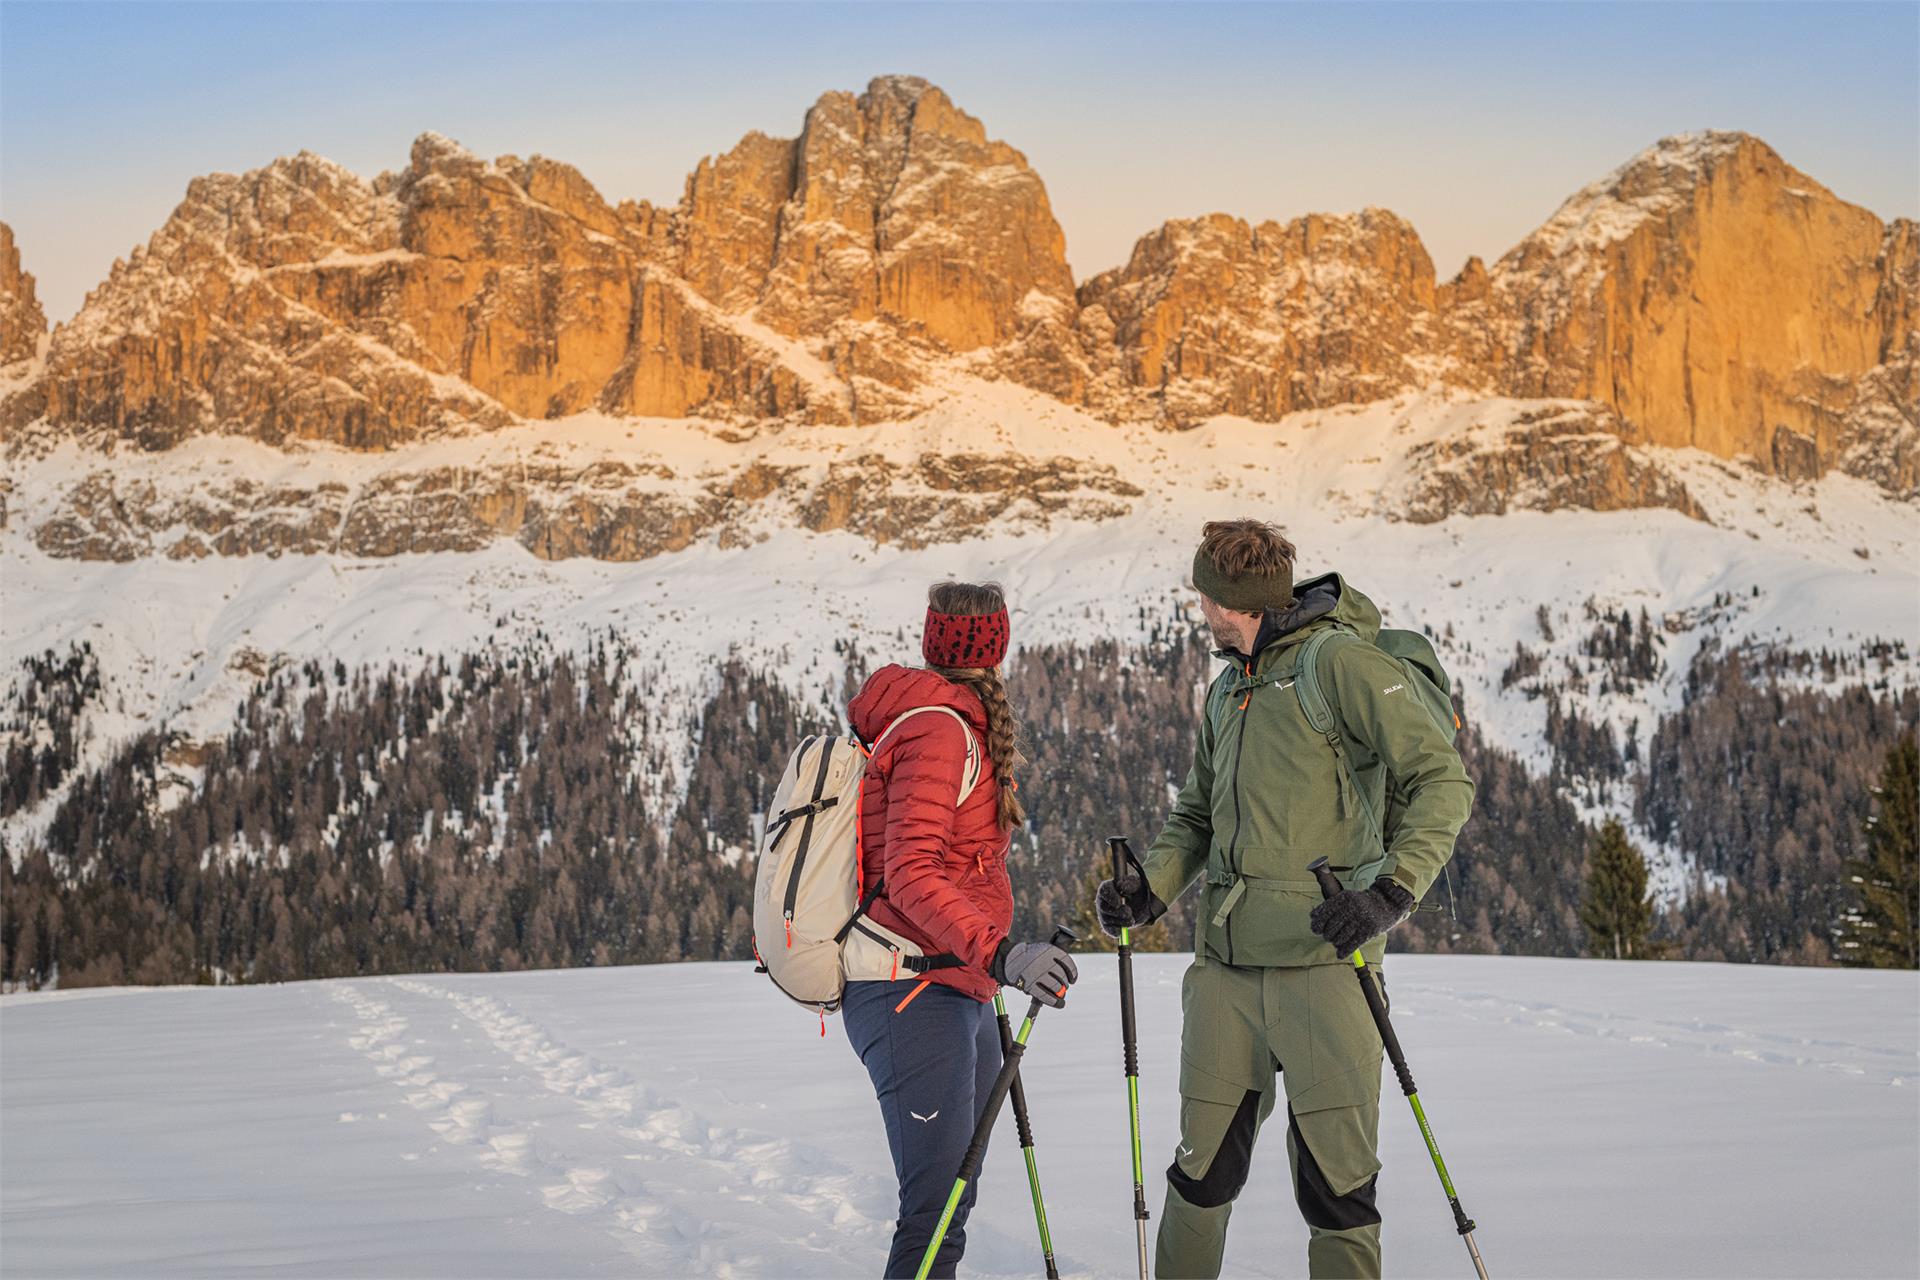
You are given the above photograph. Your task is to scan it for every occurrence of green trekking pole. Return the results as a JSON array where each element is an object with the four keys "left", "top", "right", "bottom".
[
  {"left": 1108, "top": 837, "right": 1151, "bottom": 1280},
  {"left": 915, "top": 926, "right": 1078, "bottom": 1280},
  {"left": 994, "top": 990, "right": 1059, "bottom": 1279},
  {"left": 1309, "top": 858, "right": 1488, "bottom": 1280}
]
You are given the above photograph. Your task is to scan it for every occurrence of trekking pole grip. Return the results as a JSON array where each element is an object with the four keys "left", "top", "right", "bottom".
[
  {"left": 1307, "top": 856, "right": 1343, "bottom": 900},
  {"left": 1108, "top": 838, "right": 1142, "bottom": 1076}
]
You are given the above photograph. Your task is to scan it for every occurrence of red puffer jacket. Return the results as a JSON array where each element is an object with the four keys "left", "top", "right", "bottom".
[{"left": 848, "top": 664, "right": 1012, "bottom": 1001}]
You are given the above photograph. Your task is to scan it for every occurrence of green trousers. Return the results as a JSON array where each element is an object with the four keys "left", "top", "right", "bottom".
[{"left": 1155, "top": 960, "right": 1384, "bottom": 1280}]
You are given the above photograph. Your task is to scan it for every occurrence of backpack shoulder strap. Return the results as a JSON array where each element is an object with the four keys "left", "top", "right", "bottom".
[
  {"left": 1295, "top": 626, "right": 1389, "bottom": 888},
  {"left": 1292, "top": 628, "right": 1350, "bottom": 738},
  {"left": 869, "top": 706, "right": 983, "bottom": 807}
]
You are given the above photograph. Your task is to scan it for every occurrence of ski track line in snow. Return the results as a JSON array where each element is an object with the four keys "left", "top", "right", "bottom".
[
  {"left": 340, "top": 977, "right": 893, "bottom": 1276},
  {"left": 1409, "top": 984, "right": 1915, "bottom": 1085}
]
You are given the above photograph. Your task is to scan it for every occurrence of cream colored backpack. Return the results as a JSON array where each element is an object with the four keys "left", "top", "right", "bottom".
[{"left": 751, "top": 707, "right": 982, "bottom": 1017}]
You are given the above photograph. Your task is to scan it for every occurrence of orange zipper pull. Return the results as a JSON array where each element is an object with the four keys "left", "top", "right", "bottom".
[{"left": 893, "top": 978, "right": 933, "bottom": 1014}]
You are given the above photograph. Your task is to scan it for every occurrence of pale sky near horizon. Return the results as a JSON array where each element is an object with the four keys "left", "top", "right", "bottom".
[{"left": 3, "top": 1, "right": 1915, "bottom": 325}]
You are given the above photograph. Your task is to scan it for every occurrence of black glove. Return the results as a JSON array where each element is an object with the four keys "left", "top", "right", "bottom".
[
  {"left": 991, "top": 937, "right": 1081, "bottom": 1008},
  {"left": 1309, "top": 880, "right": 1416, "bottom": 959},
  {"left": 1096, "top": 873, "right": 1168, "bottom": 938}
]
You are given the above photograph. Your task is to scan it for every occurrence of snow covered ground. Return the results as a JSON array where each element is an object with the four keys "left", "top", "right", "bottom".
[{"left": 3, "top": 955, "right": 1915, "bottom": 1278}]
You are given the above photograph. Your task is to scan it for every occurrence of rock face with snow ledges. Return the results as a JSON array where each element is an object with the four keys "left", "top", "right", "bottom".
[
  {"left": 5, "top": 77, "right": 1078, "bottom": 452},
  {"left": 1, "top": 87, "right": 1914, "bottom": 564},
  {"left": 675, "top": 76, "right": 1079, "bottom": 419},
  {"left": 1395, "top": 402, "right": 1706, "bottom": 523},
  {"left": 1078, "top": 208, "right": 1454, "bottom": 424},
  {"left": 0, "top": 222, "right": 47, "bottom": 368},
  {"left": 19, "top": 140, "right": 819, "bottom": 449},
  {"left": 1082, "top": 133, "right": 1915, "bottom": 489},
  {"left": 688, "top": 76, "right": 1076, "bottom": 352},
  {"left": 1481, "top": 132, "right": 1916, "bottom": 492}
]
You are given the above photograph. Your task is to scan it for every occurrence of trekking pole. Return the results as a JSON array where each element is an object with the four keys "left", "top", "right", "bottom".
[
  {"left": 994, "top": 990, "right": 1059, "bottom": 1279},
  {"left": 915, "top": 926, "right": 1078, "bottom": 1280},
  {"left": 1308, "top": 858, "right": 1488, "bottom": 1280},
  {"left": 1108, "top": 837, "right": 1151, "bottom": 1280}
]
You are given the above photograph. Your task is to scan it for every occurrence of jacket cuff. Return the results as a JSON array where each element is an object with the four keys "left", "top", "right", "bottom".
[
  {"left": 988, "top": 937, "right": 1012, "bottom": 982},
  {"left": 1376, "top": 879, "right": 1416, "bottom": 913}
]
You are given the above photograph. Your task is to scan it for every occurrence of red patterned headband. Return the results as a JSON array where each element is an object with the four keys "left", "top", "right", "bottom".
[{"left": 923, "top": 606, "right": 1010, "bottom": 669}]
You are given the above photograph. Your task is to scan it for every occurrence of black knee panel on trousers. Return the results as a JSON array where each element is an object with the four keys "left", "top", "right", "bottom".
[
  {"left": 1166, "top": 1088, "right": 1263, "bottom": 1210},
  {"left": 1287, "top": 1108, "right": 1381, "bottom": 1231}
]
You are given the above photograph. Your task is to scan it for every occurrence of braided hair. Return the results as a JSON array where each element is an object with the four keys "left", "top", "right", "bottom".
[{"left": 926, "top": 581, "right": 1028, "bottom": 830}]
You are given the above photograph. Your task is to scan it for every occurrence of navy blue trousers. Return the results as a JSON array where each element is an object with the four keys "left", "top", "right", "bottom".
[{"left": 843, "top": 979, "right": 1001, "bottom": 1279}]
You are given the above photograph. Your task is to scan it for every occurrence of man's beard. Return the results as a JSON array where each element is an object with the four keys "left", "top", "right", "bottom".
[{"left": 1207, "top": 620, "right": 1242, "bottom": 650}]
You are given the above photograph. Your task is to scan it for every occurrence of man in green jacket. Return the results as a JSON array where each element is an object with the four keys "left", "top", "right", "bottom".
[{"left": 1097, "top": 519, "right": 1474, "bottom": 1279}]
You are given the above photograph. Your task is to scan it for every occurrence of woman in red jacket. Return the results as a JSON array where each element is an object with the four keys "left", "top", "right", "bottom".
[{"left": 842, "top": 581, "right": 1079, "bottom": 1279}]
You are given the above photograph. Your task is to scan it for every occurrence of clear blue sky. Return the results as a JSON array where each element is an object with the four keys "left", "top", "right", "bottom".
[{"left": 3, "top": 2, "right": 1915, "bottom": 323}]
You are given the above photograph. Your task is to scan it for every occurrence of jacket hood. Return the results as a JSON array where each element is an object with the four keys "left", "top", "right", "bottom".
[
  {"left": 1247, "top": 572, "right": 1383, "bottom": 657},
  {"left": 848, "top": 664, "right": 989, "bottom": 744}
]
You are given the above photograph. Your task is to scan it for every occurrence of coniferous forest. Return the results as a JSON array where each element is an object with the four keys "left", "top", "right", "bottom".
[{"left": 1, "top": 620, "right": 1913, "bottom": 987}]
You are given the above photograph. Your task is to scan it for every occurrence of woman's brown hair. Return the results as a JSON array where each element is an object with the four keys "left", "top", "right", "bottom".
[{"left": 926, "top": 580, "right": 1027, "bottom": 830}]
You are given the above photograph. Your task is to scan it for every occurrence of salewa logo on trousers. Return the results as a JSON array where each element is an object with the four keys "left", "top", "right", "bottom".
[
  {"left": 1382, "top": 683, "right": 1405, "bottom": 694},
  {"left": 911, "top": 1110, "right": 940, "bottom": 1123}
]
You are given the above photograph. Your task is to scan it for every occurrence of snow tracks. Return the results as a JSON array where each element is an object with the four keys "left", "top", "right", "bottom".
[
  {"left": 1407, "top": 979, "right": 1915, "bottom": 1087},
  {"left": 331, "top": 977, "right": 891, "bottom": 1276}
]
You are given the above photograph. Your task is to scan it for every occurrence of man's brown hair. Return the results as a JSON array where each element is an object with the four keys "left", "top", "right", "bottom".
[{"left": 1199, "top": 520, "right": 1296, "bottom": 580}]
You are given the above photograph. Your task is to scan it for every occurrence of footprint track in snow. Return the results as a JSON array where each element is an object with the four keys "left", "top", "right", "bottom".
[
  {"left": 1410, "top": 984, "right": 1914, "bottom": 1084},
  {"left": 378, "top": 978, "right": 889, "bottom": 1272},
  {"left": 331, "top": 984, "right": 533, "bottom": 1166}
]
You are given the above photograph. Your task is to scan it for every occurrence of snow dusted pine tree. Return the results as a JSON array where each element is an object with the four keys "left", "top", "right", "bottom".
[
  {"left": 1835, "top": 735, "right": 1919, "bottom": 969},
  {"left": 1580, "top": 818, "right": 1653, "bottom": 960}
]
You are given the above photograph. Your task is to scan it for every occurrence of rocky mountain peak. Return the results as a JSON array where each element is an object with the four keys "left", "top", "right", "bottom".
[
  {"left": 1485, "top": 129, "right": 1912, "bottom": 488},
  {"left": 744, "top": 73, "right": 1074, "bottom": 351},
  {"left": 1078, "top": 205, "right": 1448, "bottom": 423},
  {"left": 0, "top": 222, "right": 47, "bottom": 367},
  {"left": 2, "top": 89, "right": 1911, "bottom": 507},
  {"left": 408, "top": 130, "right": 479, "bottom": 173}
]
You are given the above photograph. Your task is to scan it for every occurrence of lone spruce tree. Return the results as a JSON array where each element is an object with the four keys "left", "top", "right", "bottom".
[
  {"left": 1835, "top": 735, "right": 1919, "bottom": 969},
  {"left": 1580, "top": 818, "right": 1653, "bottom": 959}
]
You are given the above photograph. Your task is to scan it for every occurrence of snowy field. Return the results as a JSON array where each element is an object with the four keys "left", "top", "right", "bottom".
[{"left": 2, "top": 955, "right": 1915, "bottom": 1279}]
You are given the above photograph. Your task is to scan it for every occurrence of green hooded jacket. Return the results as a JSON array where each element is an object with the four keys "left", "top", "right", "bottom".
[{"left": 1145, "top": 573, "right": 1475, "bottom": 967}]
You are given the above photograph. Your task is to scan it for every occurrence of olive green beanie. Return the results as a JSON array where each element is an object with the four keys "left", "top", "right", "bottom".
[{"left": 1192, "top": 544, "right": 1293, "bottom": 613}]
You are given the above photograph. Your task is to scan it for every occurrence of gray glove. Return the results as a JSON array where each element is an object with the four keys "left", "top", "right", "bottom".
[
  {"left": 1096, "top": 874, "right": 1167, "bottom": 938},
  {"left": 1309, "top": 880, "right": 1416, "bottom": 959},
  {"left": 990, "top": 938, "right": 1080, "bottom": 1008}
]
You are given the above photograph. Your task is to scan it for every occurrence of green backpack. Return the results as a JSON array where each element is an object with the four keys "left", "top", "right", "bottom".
[{"left": 1294, "top": 625, "right": 1460, "bottom": 890}]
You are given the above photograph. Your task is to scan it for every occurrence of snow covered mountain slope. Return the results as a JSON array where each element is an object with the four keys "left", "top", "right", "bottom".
[
  {"left": 2, "top": 955, "right": 1915, "bottom": 1278},
  {"left": 4, "top": 384, "right": 1913, "bottom": 855}
]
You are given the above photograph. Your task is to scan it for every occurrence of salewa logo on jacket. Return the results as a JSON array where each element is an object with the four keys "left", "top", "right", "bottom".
[{"left": 1382, "top": 683, "right": 1405, "bottom": 694}]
